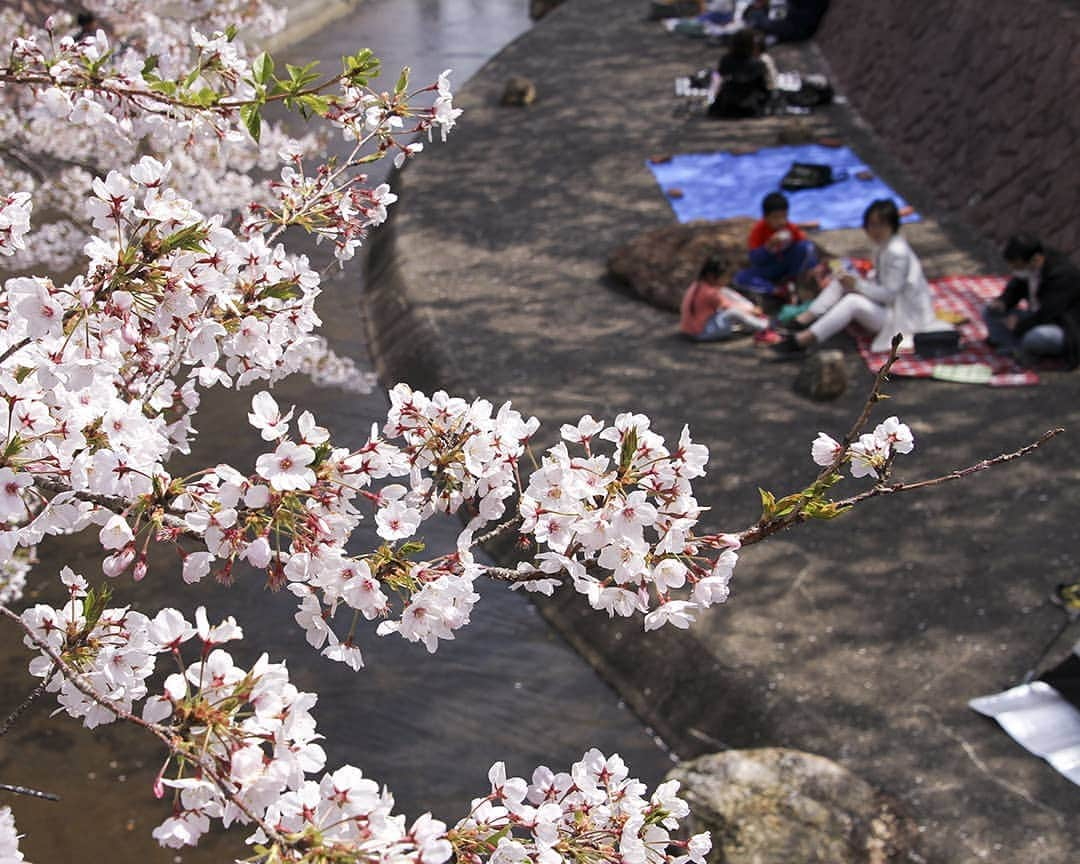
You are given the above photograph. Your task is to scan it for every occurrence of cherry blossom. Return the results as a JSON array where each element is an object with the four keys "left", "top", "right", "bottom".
[
  {"left": 0, "top": 5, "right": 1015, "bottom": 862},
  {"left": 0, "top": 806, "right": 24, "bottom": 864}
]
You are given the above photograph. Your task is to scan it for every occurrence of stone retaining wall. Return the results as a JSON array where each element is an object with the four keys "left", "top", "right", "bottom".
[{"left": 816, "top": 0, "right": 1080, "bottom": 260}]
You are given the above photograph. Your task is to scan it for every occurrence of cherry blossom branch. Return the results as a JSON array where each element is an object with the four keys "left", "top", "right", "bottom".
[
  {"left": 0, "top": 602, "right": 287, "bottom": 847},
  {"left": 833, "top": 427, "right": 1064, "bottom": 506},
  {"left": 736, "top": 427, "right": 1064, "bottom": 546},
  {"left": 731, "top": 335, "right": 902, "bottom": 546},
  {"left": 31, "top": 476, "right": 132, "bottom": 513},
  {"left": 483, "top": 566, "right": 538, "bottom": 583},
  {"left": 0, "top": 604, "right": 171, "bottom": 742}
]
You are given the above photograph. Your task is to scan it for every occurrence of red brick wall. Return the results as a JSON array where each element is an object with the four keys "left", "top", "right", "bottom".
[{"left": 816, "top": 0, "right": 1080, "bottom": 260}]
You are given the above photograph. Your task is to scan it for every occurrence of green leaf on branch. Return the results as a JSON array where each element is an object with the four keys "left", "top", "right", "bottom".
[
  {"left": 395, "top": 65, "right": 410, "bottom": 95},
  {"left": 82, "top": 586, "right": 112, "bottom": 633},
  {"left": 398, "top": 540, "right": 426, "bottom": 558},
  {"left": 225, "top": 24, "right": 238, "bottom": 41},
  {"left": 758, "top": 488, "right": 776, "bottom": 521},
  {"left": 803, "top": 499, "right": 850, "bottom": 520},
  {"left": 297, "top": 93, "right": 331, "bottom": 118},
  {"left": 252, "top": 51, "right": 274, "bottom": 86},
  {"left": 257, "top": 280, "right": 301, "bottom": 301},
  {"left": 285, "top": 61, "right": 321, "bottom": 91},
  {"left": 147, "top": 78, "right": 177, "bottom": 97},
  {"left": 3, "top": 432, "right": 24, "bottom": 461},
  {"left": 343, "top": 48, "right": 380, "bottom": 86},
  {"left": 141, "top": 55, "right": 159, "bottom": 78},
  {"left": 159, "top": 223, "right": 210, "bottom": 256},
  {"left": 240, "top": 103, "right": 261, "bottom": 142},
  {"left": 311, "top": 442, "right": 333, "bottom": 467},
  {"left": 193, "top": 87, "right": 219, "bottom": 108},
  {"left": 182, "top": 64, "right": 204, "bottom": 90}
]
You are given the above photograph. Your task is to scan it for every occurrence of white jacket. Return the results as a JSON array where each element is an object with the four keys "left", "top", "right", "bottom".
[{"left": 857, "top": 234, "right": 951, "bottom": 353}]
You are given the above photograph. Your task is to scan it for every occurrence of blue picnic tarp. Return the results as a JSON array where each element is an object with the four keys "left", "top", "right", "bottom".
[{"left": 646, "top": 144, "right": 919, "bottom": 230}]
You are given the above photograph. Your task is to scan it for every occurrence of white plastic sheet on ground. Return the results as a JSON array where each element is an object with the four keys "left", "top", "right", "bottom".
[{"left": 970, "top": 666, "right": 1080, "bottom": 787}]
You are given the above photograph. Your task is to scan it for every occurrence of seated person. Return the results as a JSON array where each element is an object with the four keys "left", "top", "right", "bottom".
[
  {"left": 680, "top": 255, "right": 769, "bottom": 341},
  {"left": 707, "top": 28, "right": 772, "bottom": 119},
  {"left": 984, "top": 233, "right": 1080, "bottom": 368},
  {"left": 773, "top": 198, "right": 950, "bottom": 355},
  {"left": 742, "top": 0, "right": 772, "bottom": 30},
  {"left": 734, "top": 191, "right": 817, "bottom": 295},
  {"left": 749, "top": 0, "right": 830, "bottom": 43}
]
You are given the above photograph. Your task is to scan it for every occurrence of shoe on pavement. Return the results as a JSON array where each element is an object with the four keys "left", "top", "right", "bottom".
[{"left": 770, "top": 334, "right": 806, "bottom": 359}]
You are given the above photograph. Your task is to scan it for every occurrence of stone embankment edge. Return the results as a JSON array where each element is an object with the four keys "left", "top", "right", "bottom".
[{"left": 362, "top": 183, "right": 458, "bottom": 397}]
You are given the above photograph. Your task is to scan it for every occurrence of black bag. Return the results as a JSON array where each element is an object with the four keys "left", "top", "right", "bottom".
[
  {"left": 688, "top": 68, "right": 712, "bottom": 90},
  {"left": 780, "top": 162, "right": 833, "bottom": 190},
  {"left": 914, "top": 330, "right": 960, "bottom": 358}
]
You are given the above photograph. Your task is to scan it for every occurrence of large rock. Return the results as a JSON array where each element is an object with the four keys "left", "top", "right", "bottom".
[
  {"left": 667, "top": 749, "right": 916, "bottom": 864},
  {"left": 607, "top": 219, "right": 756, "bottom": 312}
]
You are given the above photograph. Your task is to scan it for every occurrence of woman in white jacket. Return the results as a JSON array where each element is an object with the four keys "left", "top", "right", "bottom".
[{"left": 773, "top": 198, "right": 950, "bottom": 355}]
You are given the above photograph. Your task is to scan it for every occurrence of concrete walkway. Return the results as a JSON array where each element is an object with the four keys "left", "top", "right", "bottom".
[{"left": 365, "top": 2, "right": 1080, "bottom": 861}]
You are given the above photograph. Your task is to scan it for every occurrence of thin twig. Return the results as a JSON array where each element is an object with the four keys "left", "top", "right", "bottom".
[
  {"left": 832, "top": 427, "right": 1064, "bottom": 506},
  {"left": 0, "top": 337, "right": 31, "bottom": 366},
  {"left": 819, "top": 333, "right": 903, "bottom": 483},
  {"left": 0, "top": 677, "right": 50, "bottom": 738},
  {"left": 738, "top": 427, "right": 1064, "bottom": 546},
  {"left": 0, "top": 783, "right": 59, "bottom": 802},
  {"left": 484, "top": 565, "right": 543, "bottom": 583},
  {"left": 473, "top": 515, "right": 523, "bottom": 548}
]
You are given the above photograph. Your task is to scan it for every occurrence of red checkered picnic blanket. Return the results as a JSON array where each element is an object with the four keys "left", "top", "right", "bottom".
[{"left": 853, "top": 275, "right": 1043, "bottom": 387}]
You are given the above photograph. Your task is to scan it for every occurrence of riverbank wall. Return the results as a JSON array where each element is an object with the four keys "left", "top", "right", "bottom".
[{"left": 817, "top": 0, "right": 1080, "bottom": 260}]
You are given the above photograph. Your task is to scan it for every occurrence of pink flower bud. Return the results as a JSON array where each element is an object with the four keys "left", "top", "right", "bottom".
[{"left": 102, "top": 546, "right": 136, "bottom": 578}]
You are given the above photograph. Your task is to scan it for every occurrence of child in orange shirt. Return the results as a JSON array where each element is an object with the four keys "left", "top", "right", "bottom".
[
  {"left": 734, "top": 191, "right": 817, "bottom": 296},
  {"left": 680, "top": 255, "right": 769, "bottom": 341}
]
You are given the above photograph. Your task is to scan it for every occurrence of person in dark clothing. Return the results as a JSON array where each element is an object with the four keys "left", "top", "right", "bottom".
[
  {"left": 983, "top": 233, "right": 1080, "bottom": 368},
  {"left": 746, "top": 0, "right": 830, "bottom": 44},
  {"left": 707, "top": 28, "right": 771, "bottom": 119}
]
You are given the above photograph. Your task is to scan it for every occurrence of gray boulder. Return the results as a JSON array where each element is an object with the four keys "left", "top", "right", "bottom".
[{"left": 667, "top": 749, "right": 916, "bottom": 864}]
